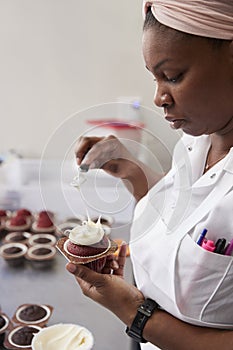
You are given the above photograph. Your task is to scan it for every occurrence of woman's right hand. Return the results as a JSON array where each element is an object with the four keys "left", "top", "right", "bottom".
[
  {"left": 75, "top": 134, "right": 137, "bottom": 179},
  {"left": 75, "top": 134, "right": 163, "bottom": 201}
]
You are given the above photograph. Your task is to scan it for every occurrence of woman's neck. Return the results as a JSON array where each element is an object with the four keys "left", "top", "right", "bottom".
[
  {"left": 203, "top": 124, "right": 233, "bottom": 173},
  {"left": 209, "top": 134, "right": 233, "bottom": 155}
]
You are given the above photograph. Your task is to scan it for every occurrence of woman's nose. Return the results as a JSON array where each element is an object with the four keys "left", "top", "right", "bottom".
[{"left": 154, "top": 86, "right": 173, "bottom": 108}]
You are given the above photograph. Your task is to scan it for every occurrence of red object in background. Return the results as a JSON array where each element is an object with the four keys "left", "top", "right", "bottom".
[
  {"left": 15, "top": 208, "right": 32, "bottom": 217},
  {"left": 10, "top": 216, "right": 27, "bottom": 226},
  {"left": 38, "top": 211, "right": 54, "bottom": 220},
  {"left": 87, "top": 119, "right": 144, "bottom": 129},
  {"left": 37, "top": 218, "right": 53, "bottom": 228}
]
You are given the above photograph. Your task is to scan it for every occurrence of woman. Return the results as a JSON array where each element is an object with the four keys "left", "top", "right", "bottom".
[{"left": 67, "top": 1, "right": 233, "bottom": 349}]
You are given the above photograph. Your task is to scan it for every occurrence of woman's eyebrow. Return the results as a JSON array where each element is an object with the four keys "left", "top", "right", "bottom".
[{"left": 145, "top": 58, "right": 172, "bottom": 73}]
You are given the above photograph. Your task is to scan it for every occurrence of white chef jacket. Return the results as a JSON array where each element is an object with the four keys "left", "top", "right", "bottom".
[{"left": 130, "top": 134, "right": 233, "bottom": 350}]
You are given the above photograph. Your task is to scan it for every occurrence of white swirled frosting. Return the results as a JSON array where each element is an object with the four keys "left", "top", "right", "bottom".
[
  {"left": 68, "top": 217, "right": 104, "bottom": 246},
  {"left": 32, "top": 323, "right": 94, "bottom": 350}
]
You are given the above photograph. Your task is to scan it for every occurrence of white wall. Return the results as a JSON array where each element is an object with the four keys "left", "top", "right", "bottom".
[{"left": 0, "top": 0, "right": 180, "bottom": 171}]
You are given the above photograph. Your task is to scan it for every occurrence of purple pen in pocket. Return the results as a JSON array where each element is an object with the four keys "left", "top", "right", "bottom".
[{"left": 224, "top": 239, "right": 233, "bottom": 256}]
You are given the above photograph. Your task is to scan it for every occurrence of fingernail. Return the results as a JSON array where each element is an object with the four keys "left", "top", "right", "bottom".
[
  {"left": 112, "top": 260, "right": 119, "bottom": 269},
  {"left": 79, "top": 164, "right": 89, "bottom": 172}
]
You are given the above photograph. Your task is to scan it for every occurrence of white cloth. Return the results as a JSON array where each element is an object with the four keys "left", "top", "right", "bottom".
[{"left": 130, "top": 134, "right": 233, "bottom": 350}]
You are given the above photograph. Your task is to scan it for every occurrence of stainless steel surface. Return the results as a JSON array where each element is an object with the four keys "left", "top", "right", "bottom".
[{"left": 0, "top": 223, "right": 133, "bottom": 350}]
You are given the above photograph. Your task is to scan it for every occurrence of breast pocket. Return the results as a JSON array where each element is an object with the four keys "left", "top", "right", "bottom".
[{"left": 174, "top": 234, "right": 233, "bottom": 327}]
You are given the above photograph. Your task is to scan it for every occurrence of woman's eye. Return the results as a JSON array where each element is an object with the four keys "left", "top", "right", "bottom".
[
  {"left": 167, "top": 73, "right": 183, "bottom": 83},
  {"left": 153, "top": 73, "right": 183, "bottom": 84}
]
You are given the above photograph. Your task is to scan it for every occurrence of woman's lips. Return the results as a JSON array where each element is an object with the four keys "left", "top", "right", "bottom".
[{"left": 165, "top": 116, "right": 185, "bottom": 129}]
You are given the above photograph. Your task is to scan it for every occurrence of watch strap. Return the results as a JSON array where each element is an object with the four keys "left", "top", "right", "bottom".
[{"left": 126, "top": 298, "right": 159, "bottom": 343}]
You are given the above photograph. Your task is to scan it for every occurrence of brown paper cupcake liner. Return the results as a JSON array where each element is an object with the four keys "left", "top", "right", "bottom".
[
  {"left": 56, "top": 236, "right": 118, "bottom": 264},
  {"left": 12, "top": 304, "right": 53, "bottom": 327}
]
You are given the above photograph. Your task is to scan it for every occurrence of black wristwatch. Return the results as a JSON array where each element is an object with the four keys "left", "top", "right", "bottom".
[{"left": 126, "top": 298, "right": 159, "bottom": 343}]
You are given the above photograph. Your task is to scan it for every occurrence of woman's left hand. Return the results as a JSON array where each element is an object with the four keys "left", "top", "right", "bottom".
[{"left": 66, "top": 244, "right": 144, "bottom": 327}]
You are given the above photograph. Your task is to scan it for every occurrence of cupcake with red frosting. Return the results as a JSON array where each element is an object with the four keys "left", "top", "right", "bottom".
[
  {"left": 37, "top": 210, "right": 54, "bottom": 221},
  {"left": 15, "top": 208, "right": 32, "bottom": 219},
  {"left": 32, "top": 213, "right": 55, "bottom": 234},
  {"left": 5, "top": 215, "right": 31, "bottom": 232},
  {"left": 57, "top": 217, "right": 117, "bottom": 272}
]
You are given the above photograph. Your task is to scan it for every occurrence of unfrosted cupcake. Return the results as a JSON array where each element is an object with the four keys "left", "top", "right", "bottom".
[
  {"left": 57, "top": 217, "right": 117, "bottom": 272},
  {"left": 4, "top": 325, "right": 41, "bottom": 349},
  {"left": 0, "top": 242, "right": 28, "bottom": 267},
  {"left": 26, "top": 245, "right": 56, "bottom": 268},
  {"left": 12, "top": 304, "right": 53, "bottom": 326},
  {"left": 0, "top": 313, "right": 11, "bottom": 345},
  {"left": 28, "top": 234, "right": 57, "bottom": 246},
  {"left": 4, "top": 231, "right": 31, "bottom": 245}
]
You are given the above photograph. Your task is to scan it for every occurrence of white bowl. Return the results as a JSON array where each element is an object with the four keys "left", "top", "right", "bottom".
[{"left": 32, "top": 323, "right": 94, "bottom": 350}]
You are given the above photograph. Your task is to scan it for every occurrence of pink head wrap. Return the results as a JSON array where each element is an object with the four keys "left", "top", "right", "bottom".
[{"left": 143, "top": 0, "right": 233, "bottom": 40}]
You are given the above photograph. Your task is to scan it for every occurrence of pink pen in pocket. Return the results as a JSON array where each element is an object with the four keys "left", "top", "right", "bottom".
[{"left": 201, "top": 240, "right": 215, "bottom": 252}]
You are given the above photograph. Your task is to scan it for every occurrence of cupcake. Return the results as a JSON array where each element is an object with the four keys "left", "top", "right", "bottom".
[
  {"left": 12, "top": 304, "right": 53, "bottom": 326},
  {"left": 4, "top": 325, "right": 41, "bottom": 349},
  {"left": 14, "top": 208, "right": 32, "bottom": 220},
  {"left": 0, "top": 243, "right": 28, "bottom": 267},
  {"left": 4, "top": 232, "right": 32, "bottom": 245},
  {"left": 26, "top": 245, "right": 56, "bottom": 268},
  {"left": 56, "top": 217, "right": 117, "bottom": 272},
  {"left": 5, "top": 215, "right": 31, "bottom": 232},
  {"left": 0, "top": 313, "right": 11, "bottom": 345},
  {"left": 28, "top": 234, "right": 56, "bottom": 246},
  {"left": 32, "top": 215, "right": 55, "bottom": 234},
  {"left": 37, "top": 210, "right": 54, "bottom": 221},
  {"left": 32, "top": 323, "right": 94, "bottom": 350}
]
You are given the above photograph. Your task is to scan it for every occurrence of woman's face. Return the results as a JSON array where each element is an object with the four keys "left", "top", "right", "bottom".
[{"left": 142, "top": 27, "right": 233, "bottom": 136}]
